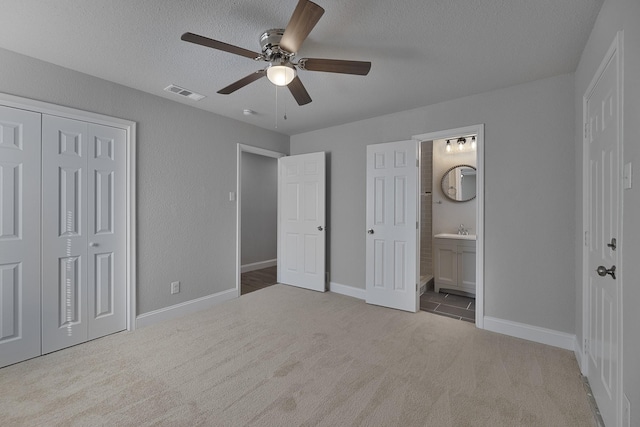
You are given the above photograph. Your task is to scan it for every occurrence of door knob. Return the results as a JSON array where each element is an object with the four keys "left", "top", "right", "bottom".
[
  {"left": 596, "top": 265, "right": 616, "bottom": 279},
  {"left": 317, "top": 226, "right": 323, "bottom": 231},
  {"left": 367, "top": 229, "right": 374, "bottom": 234},
  {"left": 89, "top": 242, "right": 99, "bottom": 247}
]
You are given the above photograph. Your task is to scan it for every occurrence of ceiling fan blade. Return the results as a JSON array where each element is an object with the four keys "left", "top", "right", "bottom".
[
  {"left": 288, "top": 76, "right": 312, "bottom": 105},
  {"left": 217, "top": 70, "right": 267, "bottom": 95},
  {"left": 299, "top": 58, "right": 371, "bottom": 75},
  {"left": 280, "top": 0, "right": 325, "bottom": 53},
  {"left": 181, "top": 32, "right": 261, "bottom": 60}
]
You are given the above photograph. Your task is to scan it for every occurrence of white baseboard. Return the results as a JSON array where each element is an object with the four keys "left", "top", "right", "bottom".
[
  {"left": 136, "top": 288, "right": 237, "bottom": 329},
  {"left": 483, "top": 316, "right": 576, "bottom": 351},
  {"left": 574, "top": 336, "right": 587, "bottom": 374},
  {"left": 241, "top": 259, "right": 277, "bottom": 273},
  {"left": 329, "top": 282, "right": 366, "bottom": 300}
]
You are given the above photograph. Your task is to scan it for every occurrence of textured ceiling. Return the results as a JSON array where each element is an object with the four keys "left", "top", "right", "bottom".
[{"left": 0, "top": 0, "right": 602, "bottom": 135}]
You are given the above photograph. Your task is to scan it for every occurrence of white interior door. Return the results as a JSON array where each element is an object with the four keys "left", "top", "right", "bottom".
[
  {"left": 278, "top": 152, "right": 326, "bottom": 292},
  {"left": 0, "top": 106, "right": 41, "bottom": 368},
  {"left": 365, "top": 140, "right": 419, "bottom": 312},
  {"left": 586, "top": 35, "right": 622, "bottom": 427},
  {"left": 42, "top": 116, "right": 127, "bottom": 354}
]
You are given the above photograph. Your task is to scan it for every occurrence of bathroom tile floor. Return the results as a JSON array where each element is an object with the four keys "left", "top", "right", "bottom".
[{"left": 420, "top": 288, "right": 475, "bottom": 323}]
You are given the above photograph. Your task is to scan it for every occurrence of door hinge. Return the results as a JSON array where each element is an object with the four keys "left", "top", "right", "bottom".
[
  {"left": 416, "top": 159, "right": 419, "bottom": 167},
  {"left": 416, "top": 221, "right": 419, "bottom": 229},
  {"left": 584, "top": 231, "right": 589, "bottom": 246},
  {"left": 584, "top": 338, "right": 589, "bottom": 353}
]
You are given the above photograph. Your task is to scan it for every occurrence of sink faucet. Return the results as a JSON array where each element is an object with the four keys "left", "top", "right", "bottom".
[{"left": 458, "top": 224, "right": 469, "bottom": 235}]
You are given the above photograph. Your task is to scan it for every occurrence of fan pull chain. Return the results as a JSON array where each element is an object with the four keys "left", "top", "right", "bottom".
[
  {"left": 284, "top": 94, "right": 287, "bottom": 120},
  {"left": 275, "top": 85, "right": 278, "bottom": 129}
]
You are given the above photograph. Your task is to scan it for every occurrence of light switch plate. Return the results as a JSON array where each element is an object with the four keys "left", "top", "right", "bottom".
[
  {"left": 229, "top": 191, "right": 236, "bottom": 201},
  {"left": 623, "top": 162, "right": 632, "bottom": 189}
]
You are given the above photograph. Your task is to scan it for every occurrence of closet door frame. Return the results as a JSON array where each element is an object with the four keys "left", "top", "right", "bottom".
[{"left": 0, "top": 92, "right": 137, "bottom": 331}]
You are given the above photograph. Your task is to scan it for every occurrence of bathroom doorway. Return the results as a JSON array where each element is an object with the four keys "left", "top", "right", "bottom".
[{"left": 413, "top": 125, "right": 484, "bottom": 326}]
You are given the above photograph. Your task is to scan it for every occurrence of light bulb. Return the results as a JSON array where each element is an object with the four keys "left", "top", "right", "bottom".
[
  {"left": 445, "top": 140, "right": 452, "bottom": 153},
  {"left": 266, "top": 63, "right": 296, "bottom": 86},
  {"left": 471, "top": 136, "right": 477, "bottom": 150}
]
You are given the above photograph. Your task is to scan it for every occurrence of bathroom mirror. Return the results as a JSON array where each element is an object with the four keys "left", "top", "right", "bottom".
[{"left": 440, "top": 164, "right": 476, "bottom": 202}]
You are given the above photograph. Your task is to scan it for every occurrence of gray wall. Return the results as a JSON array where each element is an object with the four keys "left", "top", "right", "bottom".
[
  {"left": 574, "top": 0, "right": 640, "bottom": 422},
  {"left": 0, "top": 47, "right": 289, "bottom": 315},
  {"left": 291, "top": 73, "right": 576, "bottom": 333},
  {"left": 241, "top": 152, "right": 278, "bottom": 265}
]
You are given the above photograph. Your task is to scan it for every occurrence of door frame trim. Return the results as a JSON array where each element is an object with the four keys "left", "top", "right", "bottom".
[
  {"left": 412, "top": 124, "right": 485, "bottom": 328},
  {"left": 235, "top": 144, "right": 286, "bottom": 297},
  {"left": 580, "top": 31, "right": 624, "bottom": 423},
  {"left": 0, "top": 92, "right": 137, "bottom": 331}
]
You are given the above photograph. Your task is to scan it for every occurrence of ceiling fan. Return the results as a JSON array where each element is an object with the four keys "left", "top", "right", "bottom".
[{"left": 181, "top": 0, "right": 371, "bottom": 106}]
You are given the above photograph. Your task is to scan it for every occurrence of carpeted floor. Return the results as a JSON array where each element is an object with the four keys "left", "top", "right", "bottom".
[{"left": 0, "top": 285, "right": 595, "bottom": 426}]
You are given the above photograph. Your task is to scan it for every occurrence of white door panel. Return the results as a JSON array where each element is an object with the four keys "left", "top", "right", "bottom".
[
  {"left": 366, "top": 140, "right": 418, "bottom": 312},
  {"left": 87, "top": 124, "right": 126, "bottom": 339},
  {"left": 0, "top": 106, "right": 41, "bottom": 368},
  {"left": 42, "top": 115, "right": 89, "bottom": 353},
  {"left": 586, "top": 36, "right": 621, "bottom": 427},
  {"left": 278, "top": 153, "right": 326, "bottom": 292}
]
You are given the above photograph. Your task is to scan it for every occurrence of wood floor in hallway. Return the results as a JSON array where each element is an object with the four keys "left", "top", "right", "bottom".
[{"left": 241, "top": 266, "right": 277, "bottom": 295}]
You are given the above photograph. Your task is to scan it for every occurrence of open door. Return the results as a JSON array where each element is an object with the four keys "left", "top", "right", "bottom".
[
  {"left": 365, "top": 140, "right": 419, "bottom": 312},
  {"left": 278, "top": 152, "right": 326, "bottom": 292},
  {"left": 584, "top": 32, "right": 623, "bottom": 427}
]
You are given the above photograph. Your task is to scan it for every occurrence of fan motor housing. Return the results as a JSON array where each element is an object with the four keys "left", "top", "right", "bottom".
[{"left": 260, "top": 29, "right": 293, "bottom": 61}]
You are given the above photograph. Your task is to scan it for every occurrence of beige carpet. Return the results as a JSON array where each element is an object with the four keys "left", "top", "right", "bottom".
[{"left": 1, "top": 285, "right": 595, "bottom": 426}]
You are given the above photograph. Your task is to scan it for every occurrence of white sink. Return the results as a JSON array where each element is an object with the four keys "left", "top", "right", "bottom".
[{"left": 434, "top": 233, "right": 476, "bottom": 240}]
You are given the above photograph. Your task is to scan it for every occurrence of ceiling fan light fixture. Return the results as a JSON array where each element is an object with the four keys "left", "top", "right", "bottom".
[{"left": 266, "top": 62, "right": 296, "bottom": 86}]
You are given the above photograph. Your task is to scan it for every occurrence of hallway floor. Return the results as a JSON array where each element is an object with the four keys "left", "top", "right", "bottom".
[{"left": 241, "top": 266, "right": 277, "bottom": 295}]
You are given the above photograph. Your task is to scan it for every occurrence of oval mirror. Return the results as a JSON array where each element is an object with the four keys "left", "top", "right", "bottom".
[{"left": 441, "top": 164, "right": 477, "bottom": 202}]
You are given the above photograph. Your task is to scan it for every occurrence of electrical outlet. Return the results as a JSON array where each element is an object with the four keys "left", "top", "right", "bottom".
[
  {"left": 171, "top": 281, "right": 180, "bottom": 294},
  {"left": 624, "top": 393, "right": 630, "bottom": 427}
]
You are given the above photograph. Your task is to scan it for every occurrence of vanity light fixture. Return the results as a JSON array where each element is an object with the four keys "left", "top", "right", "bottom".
[
  {"left": 457, "top": 137, "right": 466, "bottom": 151},
  {"left": 471, "top": 136, "right": 477, "bottom": 150},
  {"left": 445, "top": 139, "right": 452, "bottom": 153}
]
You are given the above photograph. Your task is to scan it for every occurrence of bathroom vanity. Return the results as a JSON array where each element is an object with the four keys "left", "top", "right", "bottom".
[{"left": 433, "top": 234, "right": 476, "bottom": 295}]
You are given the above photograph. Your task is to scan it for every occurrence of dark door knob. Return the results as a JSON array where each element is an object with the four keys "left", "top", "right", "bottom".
[{"left": 596, "top": 265, "right": 616, "bottom": 279}]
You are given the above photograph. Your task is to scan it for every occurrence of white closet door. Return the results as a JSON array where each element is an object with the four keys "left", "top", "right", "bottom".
[
  {"left": 42, "top": 117, "right": 127, "bottom": 353},
  {"left": 87, "top": 124, "right": 126, "bottom": 339},
  {"left": 0, "top": 106, "right": 41, "bottom": 368},
  {"left": 42, "top": 115, "right": 89, "bottom": 353}
]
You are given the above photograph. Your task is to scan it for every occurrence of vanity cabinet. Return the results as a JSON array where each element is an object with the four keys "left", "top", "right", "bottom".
[{"left": 433, "top": 237, "right": 476, "bottom": 295}]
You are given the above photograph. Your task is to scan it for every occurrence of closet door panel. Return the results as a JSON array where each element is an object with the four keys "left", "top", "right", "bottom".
[
  {"left": 0, "top": 106, "right": 41, "bottom": 368},
  {"left": 42, "top": 115, "right": 88, "bottom": 354},
  {"left": 87, "top": 124, "right": 126, "bottom": 339}
]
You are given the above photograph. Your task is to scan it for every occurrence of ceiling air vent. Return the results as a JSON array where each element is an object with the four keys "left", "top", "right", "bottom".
[{"left": 164, "top": 84, "right": 205, "bottom": 101}]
